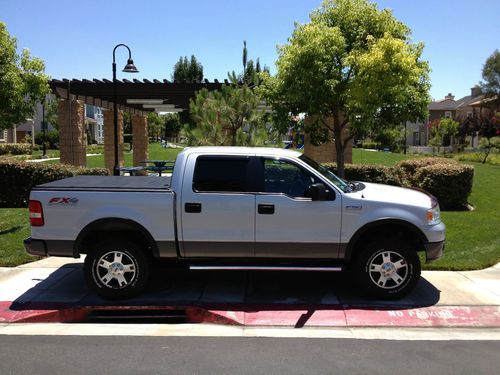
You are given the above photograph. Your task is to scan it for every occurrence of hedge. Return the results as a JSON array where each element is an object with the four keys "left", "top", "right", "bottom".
[
  {"left": 0, "top": 143, "right": 32, "bottom": 155},
  {"left": 321, "top": 158, "right": 474, "bottom": 210},
  {"left": 413, "top": 163, "right": 474, "bottom": 210},
  {"left": 395, "top": 157, "right": 458, "bottom": 186},
  {"left": 322, "top": 163, "right": 400, "bottom": 186},
  {"left": 0, "top": 161, "right": 109, "bottom": 208}
]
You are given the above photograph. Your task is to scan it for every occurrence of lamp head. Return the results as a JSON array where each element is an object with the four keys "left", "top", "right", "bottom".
[{"left": 122, "top": 58, "right": 139, "bottom": 73}]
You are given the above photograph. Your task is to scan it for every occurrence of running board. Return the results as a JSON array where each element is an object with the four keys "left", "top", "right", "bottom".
[{"left": 189, "top": 265, "right": 342, "bottom": 272}]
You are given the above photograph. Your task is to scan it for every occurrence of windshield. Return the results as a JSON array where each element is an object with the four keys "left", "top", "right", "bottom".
[{"left": 299, "top": 155, "right": 351, "bottom": 193}]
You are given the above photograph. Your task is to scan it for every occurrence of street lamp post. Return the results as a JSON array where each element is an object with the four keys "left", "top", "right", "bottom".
[
  {"left": 42, "top": 98, "right": 47, "bottom": 158},
  {"left": 112, "top": 44, "right": 139, "bottom": 176}
]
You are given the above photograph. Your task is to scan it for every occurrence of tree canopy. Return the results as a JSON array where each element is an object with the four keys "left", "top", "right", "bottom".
[
  {"left": 186, "top": 84, "right": 268, "bottom": 146},
  {"left": 0, "top": 22, "right": 49, "bottom": 131},
  {"left": 480, "top": 49, "right": 500, "bottom": 108},
  {"left": 171, "top": 55, "right": 204, "bottom": 83},
  {"left": 259, "top": 0, "right": 430, "bottom": 177}
]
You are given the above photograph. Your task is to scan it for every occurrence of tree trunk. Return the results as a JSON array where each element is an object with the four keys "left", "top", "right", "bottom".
[{"left": 333, "top": 119, "right": 345, "bottom": 179}]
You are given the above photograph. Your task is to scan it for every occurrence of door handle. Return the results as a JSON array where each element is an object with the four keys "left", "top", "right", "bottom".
[
  {"left": 185, "top": 203, "right": 202, "bottom": 213},
  {"left": 258, "top": 204, "right": 275, "bottom": 215}
]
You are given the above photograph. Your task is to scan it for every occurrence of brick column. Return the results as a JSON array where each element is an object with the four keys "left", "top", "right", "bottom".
[
  {"left": 132, "top": 114, "right": 149, "bottom": 174},
  {"left": 58, "top": 99, "right": 86, "bottom": 166},
  {"left": 103, "top": 109, "right": 124, "bottom": 172},
  {"left": 303, "top": 115, "right": 352, "bottom": 164}
]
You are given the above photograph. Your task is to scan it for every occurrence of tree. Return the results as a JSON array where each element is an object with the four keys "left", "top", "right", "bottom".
[
  {"left": 163, "top": 113, "right": 182, "bottom": 140},
  {"left": 229, "top": 41, "right": 270, "bottom": 86},
  {"left": 187, "top": 84, "right": 267, "bottom": 146},
  {"left": 172, "top": 55, "right": 203, "bottom": 83},
  {"left": 476, "top": 112, "right": 500, "bottom": 163},
  {"left": 480, "top": 49, "right": 500, "bottom": 108},
  {"left": 147, "top": 112, "right": 163, "bottom": 140},
  {"left": 259, "top": 0, "right": 430, "bottom": 177},
  {"left": 0, "top": 22, "right": 50, "bottom": 131},
  {"left": 428, "top": 117, "right": 459, "bottom": 154}
]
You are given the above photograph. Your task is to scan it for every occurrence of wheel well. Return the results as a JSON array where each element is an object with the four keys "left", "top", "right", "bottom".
[
  {"left": 346, "top": 221, "right": 426, "bottom": 262},
  {"left": 75, "top": 219, "right": 158, "bottom": 258}
]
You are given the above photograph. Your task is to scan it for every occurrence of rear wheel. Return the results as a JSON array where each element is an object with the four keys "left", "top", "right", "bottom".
[
  {"left": 353, "top": 239, "right": 421, "bottom": 299},
  {"left": 84, "top": 240, "right": 151, "bottom": 299}
]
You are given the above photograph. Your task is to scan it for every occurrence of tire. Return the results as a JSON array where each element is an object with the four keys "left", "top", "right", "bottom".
[
  {"left": 352, "top": 239, "right": 421, "bottom": 300},
  {"left": 84, "top": 240, "right": 151, "bottom": 300}
]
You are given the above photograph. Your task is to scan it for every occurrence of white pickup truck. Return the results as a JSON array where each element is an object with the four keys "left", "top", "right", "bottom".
[{"left": 24, "top": 147, "right": 445, "bottom": 300}]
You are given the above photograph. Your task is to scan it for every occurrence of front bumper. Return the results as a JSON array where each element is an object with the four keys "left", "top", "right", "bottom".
[{"left": 424, "top": 240, "right": 445, "bottom": 263}]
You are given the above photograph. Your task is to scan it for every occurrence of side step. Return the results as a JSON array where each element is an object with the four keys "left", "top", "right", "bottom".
[{"left": 189, "top": 265, "right": 342, "bottom": 272}]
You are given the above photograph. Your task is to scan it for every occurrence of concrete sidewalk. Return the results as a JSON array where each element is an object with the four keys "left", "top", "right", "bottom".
[{"left": 0, "top": 257, "right": 499, "bottom": 327}]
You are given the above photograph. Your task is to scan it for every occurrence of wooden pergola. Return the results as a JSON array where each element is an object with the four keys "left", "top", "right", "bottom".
[{"left": 49, "top": 78, "right": 223, "bottom": 170}]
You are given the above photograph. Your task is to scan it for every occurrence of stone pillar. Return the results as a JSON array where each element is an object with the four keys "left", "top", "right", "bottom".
[
  {"left": 103, "top": 109, "right": 124, "bottom": 172},
  {"left": 303, "top": 115, "right": 352, "bottom": 164},
  {"left": 58, "top": 99, "right": 86, "bottom": 166},
  {"left": 132, "top": 114, "right": 149, "bottom": 173}
]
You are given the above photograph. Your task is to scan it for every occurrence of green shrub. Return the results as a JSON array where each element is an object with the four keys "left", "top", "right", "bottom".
[
  {"left": 414, "top": 163, "right": 474, "bottom": 210},
  {"left": 322, "top": 163, "right": 400, "bottom": 186},
  {"left": 87, "top": 144, "right": 105, "bottom": 154},
  {"left": 322, "top": 157, "right": 474, "bottom": 210},
  {"left": 454, "top": 152, "right": 500, "bottom": 166},
  {"left": 34, "top": 130, "right": 59, "bottom": 149},
  {"left": 0, "top": 143, "right": 33, "bottom": 155},
  {"left": 361, "top": 141, "right": 378, "bottom": 150},
  {"left": 395, "top": 157, "right": 457, "bottom": 185},
  {"left": 0, "top": 161, "right": 109, "bottom": 208}
]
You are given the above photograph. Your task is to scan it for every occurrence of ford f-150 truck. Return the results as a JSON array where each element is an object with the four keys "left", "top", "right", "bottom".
[{"left": 24, "top": 147, "right": 445, "bottom": 299}]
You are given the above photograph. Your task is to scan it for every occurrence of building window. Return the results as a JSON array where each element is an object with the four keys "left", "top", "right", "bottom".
[
  {"left": 444, "top": 111, "right": 452, "bottom": 118},
  {"left": 467, "top": 112, "right": 473, "bottom": 118},
  {"left": 0, "top": 130, "right": 5, "bottom": 141}
]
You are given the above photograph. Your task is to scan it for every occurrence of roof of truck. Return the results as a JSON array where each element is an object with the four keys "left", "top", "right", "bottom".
[{"left": 180, "top": 146, "right": 302, "bottom": 158}]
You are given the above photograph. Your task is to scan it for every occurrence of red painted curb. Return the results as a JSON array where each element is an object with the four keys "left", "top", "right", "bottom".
[
  {"left": 0, "top": 302, "right": 88, "bottom": 323},
  {"left": 1, "top": 301, "right": 499, "bottom": 327}
]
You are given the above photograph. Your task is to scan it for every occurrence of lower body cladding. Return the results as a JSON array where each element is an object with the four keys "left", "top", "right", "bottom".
[
  {"left": 24, "top": 237, "right": 76, "bottom": 257},
  {"left": 424, "top": 241, "right": 445, "bottom": 263},
  {"left": 24, "top": 238, "right": 444, "bottom": 264}
]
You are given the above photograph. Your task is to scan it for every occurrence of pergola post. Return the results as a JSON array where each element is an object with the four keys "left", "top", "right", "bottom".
[
  {"left": 132, "top": 114, "right": 149, "bottom": 172},
  {"left": 303, "top": 115, "right": 352, "bottom": 164},
  {"left": 58, "top": 99, "right": 87, "bottom": 166},
  {"left": 103, "top": 109, "right": 124, "bottom": 172}
]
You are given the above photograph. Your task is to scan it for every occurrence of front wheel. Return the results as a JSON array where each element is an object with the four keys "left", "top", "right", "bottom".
[
  {"left": 353, "top": 239, "right": 421, "bottom": 299},
  {"left": 84, "top": 240, "right": 151, "bottom": 299}
]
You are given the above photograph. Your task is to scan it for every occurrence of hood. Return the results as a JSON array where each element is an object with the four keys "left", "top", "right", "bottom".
[{"left": 353, "top": 182, "right": 434, "bottom": 208}]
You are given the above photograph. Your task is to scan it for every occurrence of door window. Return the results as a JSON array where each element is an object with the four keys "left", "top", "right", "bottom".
[{"left": 263, "top": 159, "right": 318, "bottom": 198}]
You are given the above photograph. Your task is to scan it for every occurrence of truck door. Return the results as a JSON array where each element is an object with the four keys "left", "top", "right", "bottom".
[
  {"left": 180, "top": 154, "right": 256, "bottom": 257},
  {"left": 255, "top": 158, "right": 342, "bottom": 258}
]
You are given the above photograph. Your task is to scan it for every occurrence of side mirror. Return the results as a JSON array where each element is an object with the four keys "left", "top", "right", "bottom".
[{"left": 305, "top": 183, "right": 328, "bottom": 201}]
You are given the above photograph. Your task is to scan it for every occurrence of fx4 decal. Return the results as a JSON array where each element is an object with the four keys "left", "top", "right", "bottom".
[{"left": 48, "top": 197, "right": 79, "bottom": 205}]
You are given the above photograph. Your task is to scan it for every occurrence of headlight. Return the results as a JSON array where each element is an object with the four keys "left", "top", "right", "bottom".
[{"left": 426, "top": 204, "right": 441, "bottom": 225}]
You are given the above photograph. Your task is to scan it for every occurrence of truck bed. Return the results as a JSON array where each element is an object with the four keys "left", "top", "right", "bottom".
[{"left": 33, "top": 176, "right": 171, "bottom": 192}]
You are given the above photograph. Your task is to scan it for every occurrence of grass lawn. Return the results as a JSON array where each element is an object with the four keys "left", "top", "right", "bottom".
[
  {"left": 1, "top": 147, "right": 498, "bottom": 270},
  {"left": 45, "top": 143, "right": 182, "bottom": 169},
  {"left": 0, "top": 208, "right": 38, "bottom": 266}
]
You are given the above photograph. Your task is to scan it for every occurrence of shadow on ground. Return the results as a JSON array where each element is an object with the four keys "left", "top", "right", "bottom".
[{"left": 10, "top": 262, "right": 441, "bottom": 314}]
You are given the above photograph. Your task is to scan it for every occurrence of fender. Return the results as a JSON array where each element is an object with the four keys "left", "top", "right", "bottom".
[
  {"left": 344, "top": 218, "right": 428, "bottom": 261},
  {"left": 74, "top": 218, "right": 160, "bottom": 258}
]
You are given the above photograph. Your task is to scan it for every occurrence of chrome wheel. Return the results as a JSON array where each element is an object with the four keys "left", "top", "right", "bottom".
[
  {"left": 96, "top": 251, "right": 137, "bottom": 289},
  {"left": 368, "top": 250, "right": 408, "bottom": 289}
]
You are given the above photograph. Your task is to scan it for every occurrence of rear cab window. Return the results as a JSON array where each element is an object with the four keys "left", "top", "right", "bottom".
[{"left": 193, "top": 156, "right": 256, "bottom": 192}]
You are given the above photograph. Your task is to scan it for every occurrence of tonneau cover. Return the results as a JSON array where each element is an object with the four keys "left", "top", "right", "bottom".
[{"left": 33, "top": 176, "right": 171, "bottom": 192}]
